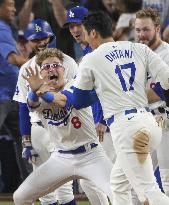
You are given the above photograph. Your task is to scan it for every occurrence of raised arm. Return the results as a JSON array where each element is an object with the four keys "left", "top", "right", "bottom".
[
  {"left": 18, "top": 0, "right": 33, "bottom": 30},
  {"left": 48, "top": 0, "right": 67, "bottom": 28}
]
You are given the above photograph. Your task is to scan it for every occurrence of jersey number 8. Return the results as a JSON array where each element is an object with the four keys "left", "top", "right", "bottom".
[{"left": 71, "top": 116, "right": 81, "bottom": 129}]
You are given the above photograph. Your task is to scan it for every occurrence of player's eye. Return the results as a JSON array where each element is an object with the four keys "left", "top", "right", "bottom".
[
  {"left": 41, "top": 63, "right": 64, "bottom": 71},
  {"left": 52, "top": 63, "right": 64, "bottom": 69},
  {"left": 41, "top": 64, "right": 51, "bottom": 71}
]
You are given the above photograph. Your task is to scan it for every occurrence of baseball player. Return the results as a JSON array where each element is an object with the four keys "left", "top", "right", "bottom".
[
  {"left": 71, "top": 11, "right": 169, "bottom": 204},
  {"left": 134, "top": 7, "right": 169, "bottom": 198},
  {"left": 13, "top": 19, "right": 78, "bottom": 205},
  {"left": 63, "top": 6, "right": 116, "bottom": 205},
  {"left": 13, "top": 48, "right": 114, "bottom": 205}
]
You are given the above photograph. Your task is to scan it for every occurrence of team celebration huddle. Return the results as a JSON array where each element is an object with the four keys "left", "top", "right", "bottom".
[{"left": 1, "top": 0, "right": 169, "bottom": 205}]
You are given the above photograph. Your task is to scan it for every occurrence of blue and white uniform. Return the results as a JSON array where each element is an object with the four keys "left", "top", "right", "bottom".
[
  {"left": 13, "top": 80, "right": 114, "bottom": 205},
  {"left": 13, "top": 54, "right": 78, "bottom": 205},
  {"left": 73, "top": 41, "right": 169, "bottom": 205}
]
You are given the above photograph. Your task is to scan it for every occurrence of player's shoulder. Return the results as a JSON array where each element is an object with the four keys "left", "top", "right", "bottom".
[
  {"left": 20, "top": 56, "right": 36, "bottom": 71},
  {"left": 159, "top": 41, "right": 169, "bottom": 51},
  {"left": 96, "top": 41, "right": 147, "bottom": 51},
  {"left": 63, "top": 53, "right": 77, "bottom": 64}
]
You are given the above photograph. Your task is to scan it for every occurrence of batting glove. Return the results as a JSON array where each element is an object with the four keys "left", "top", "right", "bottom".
[
  {"left": 166, "top": 107, "right": 169, "bottom": 119},
  {"left": 22, "top": 135, "right": 38, "bottom": 164}
]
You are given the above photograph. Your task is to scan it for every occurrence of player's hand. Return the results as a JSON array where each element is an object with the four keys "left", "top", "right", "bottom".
[
  {"left": 22, "top": 146, "right": 39, "bottom": 164},
  {"left": 165, "top": 107, "right": 169, "bottom": 119},
  {"left": 36, "top": 83, "right": 55, "bottom": 96},
  {"left": 22, "top": 135, "right": 38, "bottom": 164},
  {"left": 22, "top": 66, "right": 45, "bottom": 92},
  {"left": 95, "top": 123, "right": 107, "bottom": 142}
]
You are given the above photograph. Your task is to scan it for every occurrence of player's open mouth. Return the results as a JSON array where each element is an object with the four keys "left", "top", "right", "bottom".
[
  {"left": 49, "top": 75, "right": 58, "bottom": 80},
  {"left": 75, "top": 35, "right": 80, "bottom": 39}
]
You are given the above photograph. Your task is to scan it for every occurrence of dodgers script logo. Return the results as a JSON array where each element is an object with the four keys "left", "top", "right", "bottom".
[{"left": 42, "top": 106, "right": 73, "bottom": 126}]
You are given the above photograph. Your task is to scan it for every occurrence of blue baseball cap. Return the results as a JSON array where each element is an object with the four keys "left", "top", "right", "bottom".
[{"left": 63, "top": 6, "right": 88, "bottom": 28}]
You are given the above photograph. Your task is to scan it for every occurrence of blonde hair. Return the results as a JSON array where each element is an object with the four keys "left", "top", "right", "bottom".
[
  {"left": 36, "top": 48, "right": 64, "bottom": 66},
  {"left": 136, "top": 8, "right": 160, "bottom": 27}
]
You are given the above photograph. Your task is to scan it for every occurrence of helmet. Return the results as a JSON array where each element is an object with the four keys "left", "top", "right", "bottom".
[{"left": 24, "top": 19, "right": 54, "bottom": 42}]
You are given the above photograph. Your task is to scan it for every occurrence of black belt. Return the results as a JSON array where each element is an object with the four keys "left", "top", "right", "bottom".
[
  {"left": 36, "top": 121, "right": 44, "bottom": 127},
  {"left": 151, "top": 107, "right": 165, "bottom": 115},
  {"left": 58, "top": 143, "right": 98, "bottom": 154}
]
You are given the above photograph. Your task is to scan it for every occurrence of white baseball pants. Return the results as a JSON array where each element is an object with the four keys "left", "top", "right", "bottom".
[
  {"left": 109, "top": 108, "right": 169, "bottom": 205},
  {"left": 31, "top": 123, "right": 75, "bottom": 204},
  {"left": 13, "top": 143, "right": 113, "bottom": 205}
]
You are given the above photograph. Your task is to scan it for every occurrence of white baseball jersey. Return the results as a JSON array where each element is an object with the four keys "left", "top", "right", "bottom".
[
  {"left": 148, "top": 41, "right": 169, "bottom": 110},
  {"left": 74, "top": 41, "right": 169, "bottom": 119},
  {"left": 13, "top": 54, "right": 78, "bottom": 123},
  {"left": 34, "top": 80, "right": 98, "bottom": 150}
]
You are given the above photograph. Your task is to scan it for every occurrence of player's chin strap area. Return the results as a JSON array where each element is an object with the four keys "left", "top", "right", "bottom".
[
  {"left": 106, "top": 107, "right": 150, "bottom": 126},
  {"left": 58, "top": 143, "right": 98, "bottom": 154}
]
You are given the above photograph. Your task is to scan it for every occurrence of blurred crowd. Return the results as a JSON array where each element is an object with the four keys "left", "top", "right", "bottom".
[{"left": 0, "top": 0, "right": 169, "bottom": 194}]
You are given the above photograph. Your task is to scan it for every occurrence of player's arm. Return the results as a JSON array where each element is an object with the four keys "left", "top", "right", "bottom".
[
  {"left": 147, "top": 82, "right": 165, "bottom": 103},
  {"left": 8, "top": 52, "right": 27, "bottom": 67},
  {"left": 147, "top": 88, "right": 161, "bottom": 103},
  {"left": 13, "top": 64, "right": 32, "bottom": 137},
  {"left": 0, "top": 31, "right": 27, "bottom": 67},
  {"left": 0, "top": 53, "right": 18, "bottom": 74},
  {"left": 13, "top": 63, "right": 38, "bottom": 162},
  {"left": 28, "top": 88, "right": 97, "bottom": 109},
  {"left": 72, "top": 55, "right": 96, "bottom": 109},
  {"left": 146, "top": 46, "right": 169, "bottom": 90},
  {"left": 146, "top": 46, "right": 169, "bottom": 107},
  {"left": 49, "top": 0, "right": 67, "bottom": 28}
]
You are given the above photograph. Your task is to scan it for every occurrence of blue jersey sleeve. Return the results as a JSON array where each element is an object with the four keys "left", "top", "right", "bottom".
[
  {"left": 61, "top": 90, "right": 73, "bottom": 109},
  {"left": 153, "top": 82, "right": 165, "bottom": 101},
  {"left": 0, "top": 28, "right": 17, "bottom": 59},
  {"left": 72, "top": 87, "right": 98, "bottom": 110},
  {"left": 91, "top": 100, "right": 107, "bottom": 125},
  {"left": 19, "top": 103, "right": 31, "bottom": 136},
  {"left": 0, "top": 53, "right": 18, "bottom": 75}
]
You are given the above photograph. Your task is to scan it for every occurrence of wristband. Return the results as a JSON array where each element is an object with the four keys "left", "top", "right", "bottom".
[
  {"left": 28, "top": 91, "right": 39, "bottom": 102},
  {"left": 41, "top": 92, "right": 54, "bottom": 103}
]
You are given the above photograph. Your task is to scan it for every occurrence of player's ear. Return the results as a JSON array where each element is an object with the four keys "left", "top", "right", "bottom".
[
  {"left": 156, "top": 25, "right": 161, "bottom": 34},
  {"left": 91, "top": 29, "right": 97, "bottom": 39}
]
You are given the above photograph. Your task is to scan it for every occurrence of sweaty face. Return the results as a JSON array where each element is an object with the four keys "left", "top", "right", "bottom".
[
  {"left": 69, "top": 23, "right": 85, "bottom": 44},
  {"left": 40, "top": 57, "right": 65, "bottom": 91},
  {"left": 0, "top": 0, "right": 16, "bottom": 22},
  {"left": 134, "top": 18, "right": 159, "bottom": 47},
  {"left": 29, "top": 37, "right": 50, "bottom": 54}
]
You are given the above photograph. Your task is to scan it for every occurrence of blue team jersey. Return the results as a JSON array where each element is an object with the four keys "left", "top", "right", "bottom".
[{"left": 0, "top": 20, "right": 19, "bottom": 100}]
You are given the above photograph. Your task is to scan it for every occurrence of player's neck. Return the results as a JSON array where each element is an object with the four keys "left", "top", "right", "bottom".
[
  {"left": 97, "top": 37, "right": 114, "bottom": 47},
  {"left": 150, "top": 37, "right": 162, "bottom": 51},
  {"left": 80, "top": 41, "right": 89, "bottom": 49}
]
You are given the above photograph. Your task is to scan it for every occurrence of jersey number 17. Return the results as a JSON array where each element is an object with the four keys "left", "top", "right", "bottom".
[{"left": 115, "top": 62, "right": 136, "bottom": 92}]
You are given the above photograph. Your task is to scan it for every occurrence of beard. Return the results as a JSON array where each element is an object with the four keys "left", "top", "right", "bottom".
[
  {"left": 138, "top": 33, "right": 157, "bottom": 47},
  {"left": 147, "top": 33, "right": 157, "bottom": 47},
  {"left": 32, "top": 43, "right": 49, "bottom": 55}
]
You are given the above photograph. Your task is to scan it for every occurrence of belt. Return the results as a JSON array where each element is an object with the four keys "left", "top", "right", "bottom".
[
  {"left": 107, "top": 107, "right": 150, "bottom": 126},
  {"left": 36, "top": 121, "right": 44, "bottom": 127},
  {"left": 58, "top": 143, "right": 98, "bottom": 154},
  {"left": 151, "top": 107, "right": 165, "bottom": 115}
]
